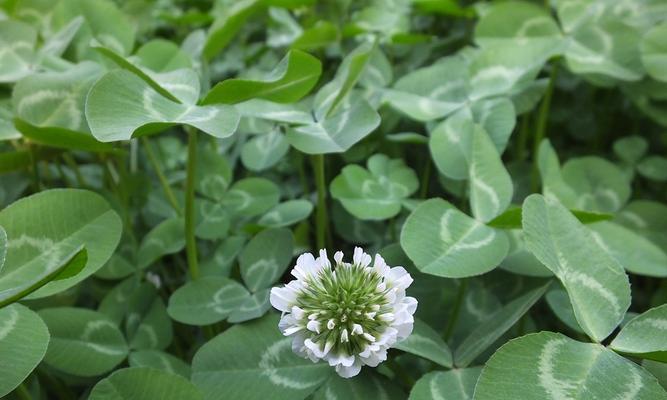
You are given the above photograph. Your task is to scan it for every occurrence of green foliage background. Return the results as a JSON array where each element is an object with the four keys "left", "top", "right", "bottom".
[{"left": 0, "top": 0, "right": 667, "bottom": 399}]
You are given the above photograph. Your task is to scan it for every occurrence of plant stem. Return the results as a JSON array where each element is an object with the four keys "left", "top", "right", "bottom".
[
  {"left": 443, "top": 278, "right": 468, "bottom": 341},
  {"left": 419, "top": 157, "right": 431, "bottom": 198},
  {"left": 531, "top": 62, "right": 559, "bottom": 192},
  {"left": 28, "top": 143, "right": 41, "bottom": 191},
  {"left": 312, "top": 154, "right": 328, "bottom": 250},
  {"left": 142, "top": 137, "right": 182, "bottom": 216},
  {"left": 515, "top": 115, "right": 530, "bottom": 162},
  {"left": 185, "top": 129, "right": 200, "bottom": 280}
]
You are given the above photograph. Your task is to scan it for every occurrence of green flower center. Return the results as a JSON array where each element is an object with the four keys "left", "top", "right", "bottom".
[{"left": 296, "top": 262, "right": 393, "bottom": 355}]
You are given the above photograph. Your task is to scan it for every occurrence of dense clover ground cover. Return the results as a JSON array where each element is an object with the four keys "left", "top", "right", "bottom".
[{"left": 1, "top": 0, "right": 667, "bottom": 399}]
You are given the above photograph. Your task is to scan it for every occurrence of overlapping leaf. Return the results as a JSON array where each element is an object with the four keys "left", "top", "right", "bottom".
[
  {"left": 394, "top": 318, "right": 453, "bottom": 367},
  {"left": 239, "top": 228, "right": 294, "bottom": 292},
  {"left": 474, "top": 332, "right": 666, "bottom": 399},
  {"left": 89, "top": 367, "right": 203, "bottom": 400},
  {"left": 410, "top": 367, "right": 482, "bottom": 400},
  {"left": 401, "top": 199, "right": 508, "bottom": 278},
  {"left": 0, "top": 189, "right": 121, "bottom": 299},
  {"left": 39, "top": 307, "right": 128, "bottom": 377},
  {"left": 192, "top": 314, "right": 331, "bottom": 400},
  {"left": 86, "top": 70, "right": 240, "bottom": 142},
  {"left": 167, "top": 277, "right": 249, "bottom": 326},
  {"left": 0, "top": 304, "right": 50, "bottom": 397},
  {"left": 331, "top": 154, "right": 418, "bottom": 220},
  {"left": 611, "top": 304, "right": 667, "bottom": 362},
  {"left": 202, "top": 50, "right": 321, "bottom": 104},
  {"left": 522, "top": 194, "right": 631, "bottom": 341}
]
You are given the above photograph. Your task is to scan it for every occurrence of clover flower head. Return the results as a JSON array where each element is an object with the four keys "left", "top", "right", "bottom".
[{"left": 270, "top": 247, "right": 417, "bottom": 378}]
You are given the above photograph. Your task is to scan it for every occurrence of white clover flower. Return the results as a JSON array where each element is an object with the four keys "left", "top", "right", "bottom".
[{"left": 270, "top": 247, "right": 418, "bottom": 378}]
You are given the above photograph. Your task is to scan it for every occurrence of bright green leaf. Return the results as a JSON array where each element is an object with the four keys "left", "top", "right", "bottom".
[
  {"left": 394, "top": 318, "right": 453, "bottom": 367},
  {"left": 641, "top": 22, "right": 667, "bottom": 82},
  {"left": 589, "top": 221, "right": 667, "bottom": 277},
  {"left": 409, "top": 367, "right": 482, "bottom": 400},
  {"left": 331, "top": 154, "right": 418, "bottom": 220},
  {"left": 400, "top": 198, "right": 508, "bottom": 278},
  {"left": 89, "top": 367, "right": 203, "bottom": 400},
  {"left": 258, "top": 200, "right": 314, "bottom": 228},
  {"left": 522, "top": 194, "right": 631, "bottom": 342},
  {"left": 202, "top": 50, "right": 321, "bottom": 104},
  {"left": 611, "top": 304, "right": 667, "bottom": 362},
  {"left": 454, "top": 281, "right": 551, "bottom": 367},
  {"left": 0, "top": 189, "right": 121, "bottom": 299},
  {"left": 192, "top": 314, "right": 331, "bottom": 400},
  {"left": 167, "top": 277, "right": 249, "bottom": 326},
  {"left": 128, "top": 350, "right": 191, "bottom": 378},
  {"left": 39, "top": 307, "right": 128, "bottom": 377},
  {"left": 86, "top": 70, "right": 240, "bottom": 142},
  {"left": 0, "top": 304, "right": 50, "bottom": 397},
  {"left": 239, "top": 228, "right": 294, "bottom": 292},
  {"left": 473, "top": 332, "right": 667, "bottom": 399}
]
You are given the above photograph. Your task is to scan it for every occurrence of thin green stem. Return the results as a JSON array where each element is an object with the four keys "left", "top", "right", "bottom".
[
  {"left": 185, "top": 129, "right": 200, "bottom": 280},
  {"left": 28, "top": 144, "right": 41, "bottom": 191},
  {"left": 312, "top": 154, "right": 328, "bottom": 250},
  {"left": 531, "top": 62, "right": 559, "bottom": 192},
  {"left": 142, "top": 137, "right": 182, "bottom": 216},
  {"left": 515, "top": 115, "right": 530, "bottom": 162},
  {"left": 443, "top": 278, "right": 468, "bottom": 341},
  {"left": 419, "top": 158, "right": 431, "bottom": 198}
]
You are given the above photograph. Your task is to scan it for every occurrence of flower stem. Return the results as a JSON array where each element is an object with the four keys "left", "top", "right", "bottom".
[
  {"left": 443, "top": 278, "right": 468, "bottom": 341},
  {"left": 185, "top": 128, "right": 200, "bottom": 280},
  {"left": 515, "top": 115, "right": 530, "bottom": 162},
  {"left": 312, "top": 154, "right": 328, "bottom": 250},
  {"left": 142, "top": 137, "right": 182, "bottom": 216},
  {"left": 531, "top": 62, "right": 559, "bottom": 193},
  {"left": 419, "top": 158, "right": 431, "bottom": 198}
]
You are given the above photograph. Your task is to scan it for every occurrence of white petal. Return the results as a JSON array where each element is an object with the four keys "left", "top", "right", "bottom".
[
  {"left": 352, "top": 247, "right": 372, "bottom": 267},
  {"left": 283, "top": 325, "right": 303, "bottom": 336},
  {"left": 291, "top": 333, "right": 307, "bottom": 357},
  {"left": 362, "top": 332, "right": 376, "bottom": 342},
  {"left": 360, "top": 348, "right": 387, "bottom": 367},
  {"left": 327, "top": 352, "right": 355, "bottom": 367},
  {"left": 404, "top": 296, "right": 418, "bottom": 314},
  {"left": 317, "top": 249, "right": 331, "bottom": 269},
  {"left": 341, "top": 328, "right": 349, "bottom": 343},
  {"left": 291, "top": 252, "right": 317, "bottom": 280},
  {"left": 270, "top": 286, "right": 297, "bottom": 312},
  {"left": 351, "top": 323, "right": 363, "bottom": 335},
  {"left": 387, "top": 267, "right": 413, "bottom": 290},
  {"left": 378, "top": 313, "right": 394, "bottom": 322},
  {"left": 306, "top": 320, "right": 321, "bottom": 334},
  {"left": 327, "top": 319, "right": 336, "bottom": 329},
  {"left": 304, "top": 339, "right": 328, "bottom": 359},
  {"left": 377, "top": 328, "right": 398, "bottom": 346},
  {"left": 291, "top": 306, "right": 305, "bottom": 320},
  {"left": 278, "top": 314, "right": 296, "bottom": 333},
  {"left": 353, "top": 247, "right": 364, "bottom": 265},
  {"left": 394, "top": 321, "right": 414, "bottom": 340},
  {"left": 335, "top": 359, "right": 362, "bottom": 378},
  {"left": 373, "top": 253, "right": 389, "bottom": 275},
  {"left": 334, "top": 251, "right": 344, "bottom": 264}
]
